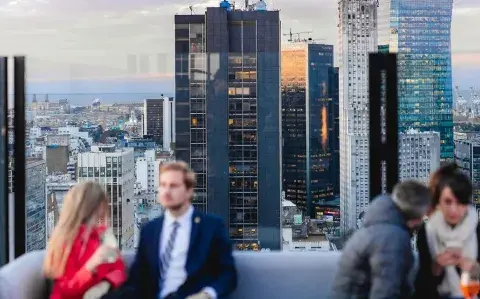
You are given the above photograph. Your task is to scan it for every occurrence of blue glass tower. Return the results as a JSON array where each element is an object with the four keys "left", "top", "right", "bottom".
[
  {"left": 381, "top": 0, "right": 454, "bottom": 160},
  {"left": 281, "top": 44, "right": 339, "bottom": 220}
]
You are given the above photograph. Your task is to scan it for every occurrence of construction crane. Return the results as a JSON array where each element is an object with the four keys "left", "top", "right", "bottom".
[
  {"left": 283, "top": 28, "right": 313, "bottom": 42},
  {"left": 306, "top": 37, "right": 326, "bottom": 43}
]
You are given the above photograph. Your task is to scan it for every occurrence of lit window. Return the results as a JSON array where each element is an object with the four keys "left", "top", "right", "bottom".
[{"left": 235, "top": 87, "right": 250, "bottom": 95}]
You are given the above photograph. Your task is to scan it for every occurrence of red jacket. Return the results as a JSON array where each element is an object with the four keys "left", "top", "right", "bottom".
[{"left": 49, "top": 225, "right": 127, "bottom": 299}]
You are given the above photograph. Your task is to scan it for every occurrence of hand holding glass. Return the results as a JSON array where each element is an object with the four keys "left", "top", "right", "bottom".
[
  {"left": 461, "top": 270, "right": 480, "bottom": 299},
  {"left": 101, "top": 227, "right": 119, "bottom": 263}
]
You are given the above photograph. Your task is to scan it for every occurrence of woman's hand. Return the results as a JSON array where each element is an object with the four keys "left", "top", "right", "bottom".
[
  {"left": 82, "top": 281, "right": 111, "bottom": 299},
  {"left": 432, "top": 251, "right": 459, "bottom": 276},
  {"left": 436, "top": 250, "right": 459, "bottom": 267},
  {"left": 459, "top": 257, "right": 480, "bottom": 274},
  {"left": 85, "top": 244, "right": 117, "bottom": 272}
]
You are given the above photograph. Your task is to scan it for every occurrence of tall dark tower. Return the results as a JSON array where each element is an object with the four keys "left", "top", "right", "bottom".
[
  {"left": 281, "top": 43, "right": 339, "bottom": 221},
  {"left": 174, "top": 1, "right": 281, "bottom": 250}
]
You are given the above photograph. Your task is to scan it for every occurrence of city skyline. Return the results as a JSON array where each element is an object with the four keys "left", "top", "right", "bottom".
[
  {"left": 0, "top": 0, "right": 478, "bottom": 92},
  {"left": 0, "top": 0, "right": 478, "bottom": 264}
]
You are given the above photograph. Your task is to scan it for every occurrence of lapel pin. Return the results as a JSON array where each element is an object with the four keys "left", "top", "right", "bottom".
[{"left": 194, "top": 216, "right": 201, "bottom": 224}]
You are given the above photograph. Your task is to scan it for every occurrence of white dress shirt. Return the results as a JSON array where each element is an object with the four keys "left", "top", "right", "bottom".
[{"left": 159, "top": 205, "right": 217, "bottom": 299}]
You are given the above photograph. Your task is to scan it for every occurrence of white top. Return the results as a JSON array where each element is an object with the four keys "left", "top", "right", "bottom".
[{"left": 159, "top": 205, "right": 216, "bottom": 299}]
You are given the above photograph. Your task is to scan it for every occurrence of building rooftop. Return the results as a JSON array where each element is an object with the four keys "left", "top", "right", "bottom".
[
  {"left": 402, "top": 128, "right": 440, "bottom": 135},
  {"left": 26, "top": 158, "right": 45, "bottom": 167}
]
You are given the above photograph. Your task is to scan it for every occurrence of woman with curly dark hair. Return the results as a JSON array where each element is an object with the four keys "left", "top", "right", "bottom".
[{"left": 414, "top": 163, "right": 479, "bottom": 299}]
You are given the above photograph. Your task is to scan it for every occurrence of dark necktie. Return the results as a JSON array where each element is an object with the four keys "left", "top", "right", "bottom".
[{"left": 160, "top": 221, "right": 180, "bottom": 276}]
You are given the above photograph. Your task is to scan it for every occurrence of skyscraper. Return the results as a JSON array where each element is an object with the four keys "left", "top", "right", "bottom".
[
  {"left": 26, "top": 159, "right": 46, "bottom": 252},
  {"left": 338, "top": 0, "right": 378, "bottom": 233},
  {"left": 379, "top": 0, "right": 454, "bottom": 161},
  {"left": 77, "top": 145, "right": 135, "bottom": 249},
  {"left": 143, "top": 98, "right": 164, "bottom": 146},
  {"left": 143, "top": 97, "right": 175, "bottom": 149},
  {"left": 455, "top": 137, "right": 480, "bottom": 209},
  {"left": 174, "top": 1, "right": 281, "bottom": 250},
  {"left": 399, "top": 130, "right": 441, "bottom": 183},
  {"left": 281, "top": 43, "right": 339, "bottom": 218}
]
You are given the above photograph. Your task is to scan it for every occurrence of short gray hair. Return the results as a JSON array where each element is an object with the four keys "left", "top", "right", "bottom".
[{"left": 392, "top": 180, "right": 431, "bottom": 219}]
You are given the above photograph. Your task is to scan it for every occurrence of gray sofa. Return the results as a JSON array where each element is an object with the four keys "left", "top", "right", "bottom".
[{"left": 0, "top": 251, "right": 342, "bottom": 299}]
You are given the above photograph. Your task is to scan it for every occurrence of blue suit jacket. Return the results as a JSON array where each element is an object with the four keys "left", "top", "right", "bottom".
[{"left": 110, "top": 210, "right": 237, "bottom": 299}]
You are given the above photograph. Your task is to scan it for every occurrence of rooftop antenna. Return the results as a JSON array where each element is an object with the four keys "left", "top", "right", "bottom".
[
  {"left": 189, "top": 5, "right": 194, "bottom": 14},
  {"left": 245, "top": 0, "right": 248, "bottom": 9}
]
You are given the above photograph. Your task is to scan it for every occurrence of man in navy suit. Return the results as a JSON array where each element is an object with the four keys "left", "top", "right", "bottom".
[{"left": 109, "top": 161, "right": 237, "bottom": 299}]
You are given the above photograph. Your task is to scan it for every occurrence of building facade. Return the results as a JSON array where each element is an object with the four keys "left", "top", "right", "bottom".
[
  {"left": 455, "top": 138, "right": 480, "bottom": 210},
  {"left": 281, "top": 42, "right": 339, "bottom": 219},
  {"left": 46, "top": 174, "right": 76, "bottom": 238},
  {"left": 143, "top": 98, "right": 167, "bottom": 148},
  {"left": 399, "top": 129, "right": 441, "bottom": 183},
  {"left": 45, "top": 134, "right": 69, "bottom": 174},
  {"left": 379, "top": 0, "right": 454, "bottom": 161},
  {"left": 26, "top": 159, "right": 46, "bottom": 252},
  {"left": 338, "top": 0, "right": 378, "bottom": 233},
  {"left": 135, "top": 149, "right": 160, "bottom": 194},
  {"left": 143, "top": 97, "right": 175, "bottom": 150},
  {"left": 163, "top": 97, "right": 176, "bottom": 152},
  {"left": 174, "top": 2, "right": 281, "bottom": 250},
  {"left": 77, "top": 145, "right": 135, "bottom": 249},
  {"left": 124, "top": 136, "right": 156, "bottom": 160},
  {"left": 143, "top": 98, "right": 164, "bottom": 146}
]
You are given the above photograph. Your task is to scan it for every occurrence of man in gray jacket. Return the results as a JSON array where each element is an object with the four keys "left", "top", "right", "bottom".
[{"left": 330, "top": 180, "right": 431, "bottom": 299}]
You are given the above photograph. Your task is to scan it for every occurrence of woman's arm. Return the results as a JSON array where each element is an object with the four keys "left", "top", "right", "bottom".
[
  {"left": 53, "top": 241, "right": 99, "bottom": 297},
  {"left": 413, "top": 224, "right": 443, "bottom": 298},
  {"left": 54, "top": 231, "right": 126, "bottom": 296},
  {"left": 96, "top": 256, "right": 127, "bottom": 289}
]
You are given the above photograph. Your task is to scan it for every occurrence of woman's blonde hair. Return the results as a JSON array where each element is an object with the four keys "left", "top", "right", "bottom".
[{"left": 43, "top": 181, "right": 109, "bottom": 278}]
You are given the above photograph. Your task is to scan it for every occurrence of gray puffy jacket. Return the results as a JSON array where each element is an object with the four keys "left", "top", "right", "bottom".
[{"left": 330, "top": 195, "right": 414, "bottom": 299}]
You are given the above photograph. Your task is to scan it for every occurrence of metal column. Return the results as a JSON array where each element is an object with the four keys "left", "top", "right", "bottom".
[
  {"left": 13, "top": 57, "right": 26, "bottom": 258},
  {"left": 0, "top": 57, "right": 8, "bottom": 266}
]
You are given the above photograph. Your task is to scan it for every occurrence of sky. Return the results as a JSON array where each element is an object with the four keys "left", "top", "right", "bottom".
[{"left": 0, "top": 0, "right": 478, "bottom": 97}]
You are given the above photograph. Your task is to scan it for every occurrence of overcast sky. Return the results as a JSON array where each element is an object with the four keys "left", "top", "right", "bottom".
[{"left": 0, "top": 0, "right": 478, "bottom": 88}]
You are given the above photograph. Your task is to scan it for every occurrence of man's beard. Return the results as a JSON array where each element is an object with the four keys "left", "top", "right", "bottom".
[{"left": 169, "top": 202, "right": 186, "bottom": 211}]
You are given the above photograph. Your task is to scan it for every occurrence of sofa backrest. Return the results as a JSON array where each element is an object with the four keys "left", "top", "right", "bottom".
[{"left": 0, "top": 250, "right": 342, "bottom": 299}]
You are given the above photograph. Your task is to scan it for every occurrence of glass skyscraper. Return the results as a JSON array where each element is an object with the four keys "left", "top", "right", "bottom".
[
  {"left": 380, "top": 0, "right": 454, "bottom": 160},
  {"left": 174, "top": 2, "right": 281, "bottom": 250},
  {"left": 281, "top": 43, "right": 339, "bottom": 220},
  {"left": 26, "top": 159, "right": 46, "bottom": 252}
]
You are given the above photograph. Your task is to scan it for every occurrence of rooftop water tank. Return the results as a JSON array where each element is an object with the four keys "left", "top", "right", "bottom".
[
  {"left": 219, "top": 0, "right": 231, "bottom": 11},
  {"left": 256, "top": 0, "right": 266, "bottom": 11}
]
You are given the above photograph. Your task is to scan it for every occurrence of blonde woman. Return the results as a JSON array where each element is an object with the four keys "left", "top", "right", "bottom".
[{"left": 43, "top": 181, "right": 126, "bottom": 299}]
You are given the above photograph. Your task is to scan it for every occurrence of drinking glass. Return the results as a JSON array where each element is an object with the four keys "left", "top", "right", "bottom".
[
  {"left": 461, "top": 270, "right": 480, "bottom": 299},
  {"left": 101, "top": 227, "right": 119, "bottom": 263}
]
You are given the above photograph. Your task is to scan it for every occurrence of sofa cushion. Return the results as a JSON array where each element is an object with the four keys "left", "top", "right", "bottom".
[{"left": 0, "top": 251, "right": 343, "bottom": 299}]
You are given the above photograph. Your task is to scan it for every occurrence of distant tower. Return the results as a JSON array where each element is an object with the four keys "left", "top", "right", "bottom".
[{"left": 338, "top": 0, "right": 378, "bottom": 234}]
